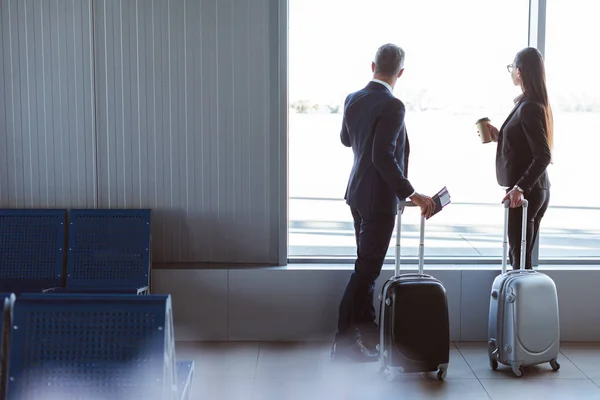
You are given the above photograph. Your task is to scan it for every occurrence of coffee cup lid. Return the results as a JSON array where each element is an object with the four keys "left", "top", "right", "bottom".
[{"left": 476, "top": 117, "right": 491, "bottom": 124}]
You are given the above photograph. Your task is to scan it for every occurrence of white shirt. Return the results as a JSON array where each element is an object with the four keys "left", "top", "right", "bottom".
[
  {"left": 370, "top": 79, "right": 416, "bottom": 200},
  {"left": 371, "top": 79, "right": 393, "bottom": 93}
]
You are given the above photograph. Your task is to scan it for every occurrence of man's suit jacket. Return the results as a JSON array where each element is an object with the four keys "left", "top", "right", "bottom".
[
  {"left": 496, "top": 97, "right": 551, "bottom": 194},
  {"left": 341, "top": 81, "right": 414, "bottom": 215}
]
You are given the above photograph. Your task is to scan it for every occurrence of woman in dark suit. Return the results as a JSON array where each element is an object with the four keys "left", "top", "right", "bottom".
[{"left": 487, "top": 47, "right": 553, "bottom": 270}]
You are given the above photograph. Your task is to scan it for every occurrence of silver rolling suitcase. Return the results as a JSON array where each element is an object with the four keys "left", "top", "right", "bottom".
[{"left": 487, "top": 199, "right": 560, "bottom": 377}]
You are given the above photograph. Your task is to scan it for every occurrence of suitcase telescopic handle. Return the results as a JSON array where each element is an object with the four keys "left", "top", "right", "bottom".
[
  {"left": 502, "top": 199, "right": 529, "bottom": 274},
  {"left": 398, "top": 200, "right": 418, "bottom": 208},
  {"left": 396, "top": 201, "right": 426, "bottom": 277}
]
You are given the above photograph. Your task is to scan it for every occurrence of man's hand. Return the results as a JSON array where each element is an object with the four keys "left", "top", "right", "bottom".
[
  {"left": 502, "top": 188, "right": 524, "bottom": 208},
  {"left": 410, "top": 193, "right": 435, "bottom": 219}
]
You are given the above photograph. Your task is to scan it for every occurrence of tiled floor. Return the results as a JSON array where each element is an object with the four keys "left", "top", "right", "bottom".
[{"left": 176, "top": 341, "right": 600, "bottom": 400}]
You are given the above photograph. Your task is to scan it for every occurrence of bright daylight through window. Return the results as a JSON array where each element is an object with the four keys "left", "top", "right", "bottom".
[{"left": 288, "top": 0, "right": 600, "bottom": 262}]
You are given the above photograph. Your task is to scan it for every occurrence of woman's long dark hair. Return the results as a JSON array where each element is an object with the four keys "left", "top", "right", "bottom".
[{"left": 514, "top": 47, "right": 554, "bottom": 156}]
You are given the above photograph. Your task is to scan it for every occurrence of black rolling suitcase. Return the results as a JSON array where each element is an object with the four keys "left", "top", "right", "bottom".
[{"left": 378, "top": 201, "right": 450, "bottom": 381}]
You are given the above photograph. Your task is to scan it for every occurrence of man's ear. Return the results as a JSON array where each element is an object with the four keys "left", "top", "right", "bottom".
[
  {"left": 397, "top": 68, "right": 405, "bottom": 78},
  {"left": 371, "top": 62, "right": 376, "bottom": 73}
]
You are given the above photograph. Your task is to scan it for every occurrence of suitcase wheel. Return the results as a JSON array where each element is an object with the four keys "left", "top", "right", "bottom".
[
  {"left": 512, "top": 365, "right": 524, "bottom": 378},
  {"left": 437, "top": 368, "right": 447, "bottom": 381},
  {"left": 489, "top": 359, "right": 498, "bottom": 371},
  {"left": 550, "top": 360, "right": 561, "bottom": 371},
  {"left": 386, "top": 371, "right": 399, "bottom": 382}
]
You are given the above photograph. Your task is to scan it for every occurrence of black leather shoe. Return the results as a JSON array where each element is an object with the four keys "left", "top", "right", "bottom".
[
  {"left": 331, "top": 337, "right": 379, "bottom": 363},
  {"left": 359, "top": 327, "right": 380, "bottom": 352}
]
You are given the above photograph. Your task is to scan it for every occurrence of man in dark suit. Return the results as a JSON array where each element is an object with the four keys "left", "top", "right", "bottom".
[{"left": 331, "top": 43, "right": 435, "bottom": 362}]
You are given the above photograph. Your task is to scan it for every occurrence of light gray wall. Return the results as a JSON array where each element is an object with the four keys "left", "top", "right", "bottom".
[
  {"left": 152, "top": 267, "right": 600, "bottom": 342},
  {"left": 0, "top": 0, "right": 287, "bottom": 266},
  {"left": 0, "top": 0, "right": 96, "bottom": 209}
]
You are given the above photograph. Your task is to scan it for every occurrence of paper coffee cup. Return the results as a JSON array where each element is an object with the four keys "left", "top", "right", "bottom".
[{"left": 476, "top": 117, "right": 492, "bottom": 144}]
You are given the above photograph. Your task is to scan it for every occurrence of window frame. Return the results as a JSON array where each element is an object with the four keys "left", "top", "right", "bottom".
[{"left": 286, "top": 0, "right": 600, "bottom": 266}]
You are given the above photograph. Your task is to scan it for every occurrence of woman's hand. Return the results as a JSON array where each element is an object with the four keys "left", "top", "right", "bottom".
[
  {"left": 488, "top": 124, "right": 499, "bottom": 142},
  {"left": 502, "top": 188, "right": 524, "bottom": 208}
]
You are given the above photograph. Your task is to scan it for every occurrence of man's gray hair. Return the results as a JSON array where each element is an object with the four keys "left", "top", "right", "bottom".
[{"left": 374, "top": 43, "right": 405, "bottom": 77}]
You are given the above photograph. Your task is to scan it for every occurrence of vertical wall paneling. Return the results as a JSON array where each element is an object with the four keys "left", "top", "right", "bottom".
[
  {"left": 0, "top": 1, "right": 10, "bottom": 205},
  {"left": 92, "top": 0, "right": 286, "bottom": 265},
  {"left": 0, "top": 0, "right": 96, "bottom": 209},
  {"left": 0, "top": 0, "right": 287, "bottom": 265}
]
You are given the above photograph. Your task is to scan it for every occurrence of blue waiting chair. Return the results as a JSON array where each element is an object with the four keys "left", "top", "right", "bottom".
[
  {"left": 6, "top": 293, "right": 177, "bottom": 400},
  {"left": 0, "top": 292, "right": 15, "bottom": 400},
  {"left": 176, "top": 361, "right": 195, "bottom": 400},
  {"left": 0, "top": 209, "right": 67, "bottom": 294},
  {"left": 46, "top": 209, "right": 152, "bottom": 294}
]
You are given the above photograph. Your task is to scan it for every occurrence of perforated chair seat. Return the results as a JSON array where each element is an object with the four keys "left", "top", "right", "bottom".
[
  {"left": 66, "top": 209, "right": 151, "bottom": 292},
  {"left": 6, "top": 293, "right": 176, "bottom": 400},
  {"left": 0, "top": 209, "right": 66, "bottom": 293}
]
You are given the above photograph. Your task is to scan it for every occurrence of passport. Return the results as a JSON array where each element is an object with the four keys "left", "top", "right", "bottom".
[{"left": 429, "top": 186, "right": 451, "bottom": 219}]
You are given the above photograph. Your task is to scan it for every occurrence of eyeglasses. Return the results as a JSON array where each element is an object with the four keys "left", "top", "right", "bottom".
[{"left": 507, "top": 64, "right": 514, "bottom": 73}]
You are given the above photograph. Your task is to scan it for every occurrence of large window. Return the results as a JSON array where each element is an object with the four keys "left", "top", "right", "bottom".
[
  {"left": 289, "top": 0, "right": 530, "bottom": 260},
  {"left": 540, "top": 0, "right": 600, "bottom": 260}
]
